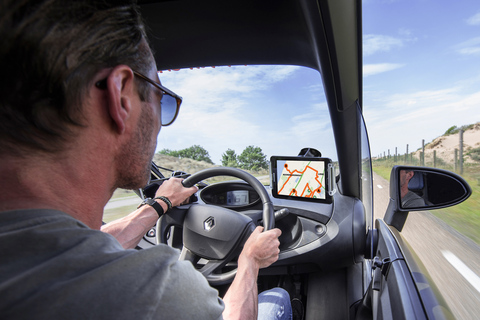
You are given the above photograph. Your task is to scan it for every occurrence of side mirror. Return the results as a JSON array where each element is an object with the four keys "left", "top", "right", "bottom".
[{"left": 383, "top": 166, "right": 471, "bottom": 231}]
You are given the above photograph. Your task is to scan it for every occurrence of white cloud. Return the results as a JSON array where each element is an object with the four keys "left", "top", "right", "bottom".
[
  {"left": 261, "top": 102, "right": 335, "bottom": 159},
  {"left": 466, "top": 12, "right": 480, "bottom": 25},
  {"left": 363, "top": 63, "right": 405, "bottom": 77},
  {"left": 364, "top": 34, "right": 404, "bottom": 56},
  {"left": 458, "top": 47, "right": 480, "bottom": 55},
  {"left": 398, "top": 28, "right": 412, "bottom": 37},
  {"left": 455, "top": 37, "right": 480, "bottom": 56},
  {"left": 364, "top": 87, "right": 480, "bottom": 156}
]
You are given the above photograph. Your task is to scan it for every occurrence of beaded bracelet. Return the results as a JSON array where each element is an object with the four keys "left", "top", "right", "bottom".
[{"left": 154, "top": 196, "right": 173, "bottom": 210}]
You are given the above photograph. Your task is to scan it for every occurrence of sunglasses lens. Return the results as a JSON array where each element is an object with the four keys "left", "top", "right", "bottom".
[{"left": 161, "top": 94, "right": 177, "bottom": 126}]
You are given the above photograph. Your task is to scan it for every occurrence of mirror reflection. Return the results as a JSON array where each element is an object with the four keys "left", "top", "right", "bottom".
[
  {"left": 399, "top": 169, "right": 469, "bottom": 210},
  {"left": 400, "top": 170, "right": 426, "bottom": 208}
]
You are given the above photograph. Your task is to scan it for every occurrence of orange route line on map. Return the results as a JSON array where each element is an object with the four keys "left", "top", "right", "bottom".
[
  {"left": 279, "top": 165, "right": 323, "bottom": 198},
  {"left": 301, "top": 183, "right": 311, "bottom": 197}
]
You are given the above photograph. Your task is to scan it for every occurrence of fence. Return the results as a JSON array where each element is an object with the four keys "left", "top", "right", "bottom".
[{"left": 375, "top": 129, "right": 467, "bottom": 174}]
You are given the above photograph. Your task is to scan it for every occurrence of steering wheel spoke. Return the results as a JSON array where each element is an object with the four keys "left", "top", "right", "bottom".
[
  {"left": 180, "top": 247, "right": 238, "bottom": 283},
  {"left": 179, "top": 247, "right": 200, "bottom": 264},
  {"left": 156, "top": 206, "right": 188, "bottom": 244},
  {"left": 199, "top": 259, "right": 226, "bottom": 276},
  {"left": 199, "top": 259, "right": 238, "bottom": 283}
]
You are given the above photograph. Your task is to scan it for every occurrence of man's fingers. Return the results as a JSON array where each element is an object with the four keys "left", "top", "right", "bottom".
[
  {"left": 155, "top": 178, "right": 198, "bottom": 207},
  {"left": 253, "top": 226, "right": 264, "bottom": 234}
]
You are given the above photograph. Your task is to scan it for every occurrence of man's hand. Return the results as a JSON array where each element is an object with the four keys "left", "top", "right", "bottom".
[
  {"left": 240, "top": 226, "right": 282, "bottom": 270},
  {"left": 154, "top": 177, "right": 198, "bottom": 207}
]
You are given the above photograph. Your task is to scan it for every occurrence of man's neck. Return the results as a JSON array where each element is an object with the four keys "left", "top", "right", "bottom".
[{"left": 0, "top": 152, "right": 114, "bottom": 229}]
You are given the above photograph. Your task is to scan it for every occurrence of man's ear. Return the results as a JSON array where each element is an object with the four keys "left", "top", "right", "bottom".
[
  {"left": 406, "top": 171, "right": 414, "bottom": 180},
  {"left": 105, "top": 65, "right": 136, "bottom": 134}
]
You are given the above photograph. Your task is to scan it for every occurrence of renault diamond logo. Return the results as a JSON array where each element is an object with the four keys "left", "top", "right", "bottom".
[{"left": 204, "top": 216, "right": 215, "bottom": 231}]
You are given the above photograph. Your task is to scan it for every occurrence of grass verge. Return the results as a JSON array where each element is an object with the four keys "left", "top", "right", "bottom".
[{"left": 431, "top": 175, "right": 480, "bottom": 244}]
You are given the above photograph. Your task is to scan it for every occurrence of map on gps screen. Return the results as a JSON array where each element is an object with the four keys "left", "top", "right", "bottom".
[{"left": 276, "top": 160, "right": 326, "bottom": 200}]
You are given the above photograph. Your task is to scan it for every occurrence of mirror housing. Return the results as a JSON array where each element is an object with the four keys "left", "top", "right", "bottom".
[{"left": 383, "top": 166, "right": 471, "bottom": 231}]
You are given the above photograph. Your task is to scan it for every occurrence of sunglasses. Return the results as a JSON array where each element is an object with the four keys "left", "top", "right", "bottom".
[{"left": 132, "top": 70, "right": 182, "bottom": 126}]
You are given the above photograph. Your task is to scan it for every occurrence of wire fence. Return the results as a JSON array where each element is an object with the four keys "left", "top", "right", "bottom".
[{"left": 374, "top": 129, "right": 480, "bottom": 179}]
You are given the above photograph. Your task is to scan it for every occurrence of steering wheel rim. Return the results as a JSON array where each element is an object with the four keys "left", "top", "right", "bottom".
[{"left": 156, "top": 167, "right": 275, "bottom": 285}]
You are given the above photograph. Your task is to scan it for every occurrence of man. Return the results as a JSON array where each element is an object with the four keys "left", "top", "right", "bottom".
[
  {"left": 399, "top": 170, "right": 426, "bottom": 208},
  {"left": 0, "top": 1, "right": 290, "bottom": 319}
]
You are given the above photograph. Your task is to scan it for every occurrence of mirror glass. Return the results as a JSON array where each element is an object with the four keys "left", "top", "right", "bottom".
[{"left": 399, "top": 169, "right": 470, "bottom": 210}]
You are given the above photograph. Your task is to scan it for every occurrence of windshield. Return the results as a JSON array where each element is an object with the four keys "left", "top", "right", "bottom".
[
  {"left": 156, "top": 65, "right": 336, "bottom": 163},
  {"left": 104, "top": 65, "right": 337, "bottom": 221}
]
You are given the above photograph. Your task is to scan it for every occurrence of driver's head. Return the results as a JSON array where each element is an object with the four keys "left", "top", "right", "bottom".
[{"left": 0, "top": 0, "right": 154, "bottom": 157}]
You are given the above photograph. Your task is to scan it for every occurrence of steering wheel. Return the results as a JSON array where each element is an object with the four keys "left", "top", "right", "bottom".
[{"left": 154, "top": 167, "right": 275, "bottom": 285}]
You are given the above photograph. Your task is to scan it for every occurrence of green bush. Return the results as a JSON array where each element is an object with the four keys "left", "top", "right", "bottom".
[{"left": 444, "top": 125, "right": 458, "bottom": 135}]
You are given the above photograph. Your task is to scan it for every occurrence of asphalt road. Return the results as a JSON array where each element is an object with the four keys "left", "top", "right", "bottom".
[{"left": 373, "top": 172, "right": 480, "bottom": 320}]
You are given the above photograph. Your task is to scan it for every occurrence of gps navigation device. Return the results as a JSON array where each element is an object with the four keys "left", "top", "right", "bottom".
[{"left": 270, "top": 156, "right": 335, "bottom": 204}]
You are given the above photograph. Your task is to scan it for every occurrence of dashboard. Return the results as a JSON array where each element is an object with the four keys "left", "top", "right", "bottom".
[{"left": 140, "top": 174, "right": 365, "bottom": 271}]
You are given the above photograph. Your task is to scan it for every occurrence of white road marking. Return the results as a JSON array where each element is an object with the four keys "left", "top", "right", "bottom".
[
  {"left": 377, "top": 185, "right": 383, "bottom": 189},
  {"left": 442, "top": 250, "right": 480, "bottom": 294}
]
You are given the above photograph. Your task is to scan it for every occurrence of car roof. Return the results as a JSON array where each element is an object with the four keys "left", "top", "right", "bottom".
[{"left": 138, "top": 0, "right": 364, "bottom": 199}]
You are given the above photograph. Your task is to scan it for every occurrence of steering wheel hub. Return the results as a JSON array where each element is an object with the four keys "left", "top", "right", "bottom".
[{"left": 183, "top": 204, "right": 255, "bottom": 260}]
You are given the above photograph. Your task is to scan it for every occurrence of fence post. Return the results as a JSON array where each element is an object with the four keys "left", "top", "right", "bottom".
[
  {"left": 433, "top": 150, "right": 437, "bottom": 168},
  {"left": 422, "top": 139, "right": 425, "bottom": 166},
  {"left": 454, "top": 149, "right": 458, "bottom": 172},
  {"left": 395, "top": 147, "right": 397, "bottom": 163},
  {"left": 405, "top": 144, "right": 409, "bottom": 164},
  {"left": 459, "top": 129, "right": 464, "bottom": 175}
]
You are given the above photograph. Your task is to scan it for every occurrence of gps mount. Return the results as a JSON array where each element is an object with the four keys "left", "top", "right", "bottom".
[{"left": 298, "top": 147, "right": 322, "bottom": 157}]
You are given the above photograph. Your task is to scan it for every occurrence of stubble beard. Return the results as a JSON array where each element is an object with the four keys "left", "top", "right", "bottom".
[{"left": 115, "top": 106, "right": 157, "bottom": 190}]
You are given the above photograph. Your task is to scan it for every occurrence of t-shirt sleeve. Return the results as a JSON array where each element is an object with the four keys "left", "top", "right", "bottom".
[{"left": 402, "top": 191, "right": 425, "bottom": 208}]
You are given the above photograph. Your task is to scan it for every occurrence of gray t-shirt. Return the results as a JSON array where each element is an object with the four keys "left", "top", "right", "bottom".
[
  {"left": 0, "top": 209, "right": 224, "bottom": 319},
  {"left": 402, "top": 191, "right": 425, "bottom": 208}
]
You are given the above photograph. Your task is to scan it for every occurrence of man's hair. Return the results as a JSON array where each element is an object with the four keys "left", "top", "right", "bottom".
[{"left": 0, "top": 0, "right": 152, "bottom": 155}]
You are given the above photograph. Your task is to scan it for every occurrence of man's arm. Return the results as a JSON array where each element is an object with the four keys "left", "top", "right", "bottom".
[
  {"left": 101, "top": 178, "right": 198, "bottom": 249},
  {"left": 222, "top": 226, "right": 282, "bottom": 320}
]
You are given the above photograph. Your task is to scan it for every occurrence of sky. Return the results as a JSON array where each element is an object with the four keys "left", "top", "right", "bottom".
[
  {"left": 362, "top": 0, "right": 480, "bottom": 157},
  {"left": 155, "top": 0, "right": 480, "bottom": 165}
]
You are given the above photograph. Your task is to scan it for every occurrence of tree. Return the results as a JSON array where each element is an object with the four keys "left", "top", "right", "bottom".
[
  {"left": 237, "top": 145, "right": 268, "bottom": 171},
  {"left": 159, "top": 148, "right": 179, "bottom": 157},
  {"left": 221, "top": 149, "right": 239, "bottom": 167},
  {"left": 158, "top": 145, "right": 214, "bottom": 164},
  {"left": 180, "top": 145, "right": 214, "bottom": 164}
]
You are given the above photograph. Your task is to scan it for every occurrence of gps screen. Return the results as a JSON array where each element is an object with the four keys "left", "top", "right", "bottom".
[{"left": 270, "top": 156, "right": 332, "bottom": 203}]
